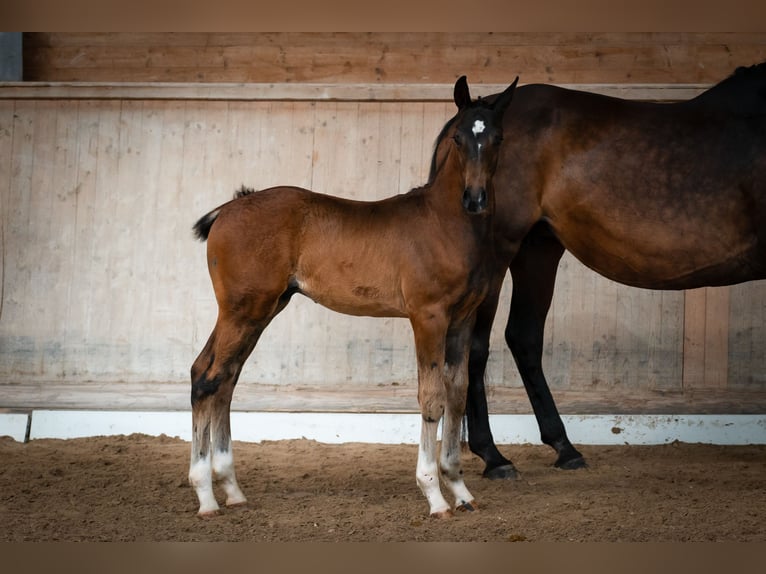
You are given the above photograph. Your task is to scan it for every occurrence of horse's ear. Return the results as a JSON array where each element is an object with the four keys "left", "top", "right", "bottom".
[
  {"left": 492, "top": 76, "right": 519, "bottom": 116},
  {"left": 454, "top": 75, "right": 471, "bottom": 109}
]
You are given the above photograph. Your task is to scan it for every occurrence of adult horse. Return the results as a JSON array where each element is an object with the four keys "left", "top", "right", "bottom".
[
  {"left": 428, "top": 63, "right": 766, "bottom": 479},
  {"left": 188, "top": 76, "right": 518, "bottom": 518}
]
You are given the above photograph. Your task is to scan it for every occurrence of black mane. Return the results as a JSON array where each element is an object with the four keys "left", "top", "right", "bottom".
[
  {"left": 692, "top": 60, "right": 766, "bottom": 112},
  {"left": 427, "top": 115, "right": 458, "bottom": 184},
  {"left": 733, "top": 61, "right": 766, "bottom": 79},
  {"left": 234, "top": 185, "right": 257, "bottom": 198}
]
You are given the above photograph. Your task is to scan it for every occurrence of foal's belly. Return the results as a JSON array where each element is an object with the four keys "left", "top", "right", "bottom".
[{"left": 297, "top": 275, "right": 408, "bottom": 318}]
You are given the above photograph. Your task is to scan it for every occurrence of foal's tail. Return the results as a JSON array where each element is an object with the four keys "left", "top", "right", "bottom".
[
  {"left": 192, "top": 209, "right": 220, "bottom": 242},
  {"left": 193, "top": 185, "right": 257, "bottom": 242}
]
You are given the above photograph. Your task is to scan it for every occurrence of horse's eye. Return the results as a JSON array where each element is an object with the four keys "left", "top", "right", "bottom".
[{"left": 452, "top": 133, "right": 464, "bottom": 147}]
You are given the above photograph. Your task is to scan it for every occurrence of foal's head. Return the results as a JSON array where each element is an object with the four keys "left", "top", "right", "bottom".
[{"left": 432, "top": 76, "right": 518, "bottom": 214}]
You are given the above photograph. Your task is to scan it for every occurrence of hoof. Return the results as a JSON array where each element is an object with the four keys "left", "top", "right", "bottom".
[
  {"left": 197, "top": 508, "right": 222, "bottom": 519},
  {"left": 456, "top": 500, "right": 478, "bottom": 513},
  {"left": 430, "top": 509, "right": 454, "bottom": 520},
  {"left": 555, "top": 455, "right": 588, "bottom": 470},
  {"left": 226, "top": 500, "right": 248, "bottom": 511},
  {"left": 482, "top": 464, "right": 519, "bottom": 480}
]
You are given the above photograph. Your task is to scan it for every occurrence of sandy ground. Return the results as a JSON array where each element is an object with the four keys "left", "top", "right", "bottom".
[{"left": 0, "top": 434, "right": 763, "bottom": 541}]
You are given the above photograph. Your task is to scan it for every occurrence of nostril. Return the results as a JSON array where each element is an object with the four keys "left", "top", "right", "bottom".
[{"left": 462, "top": 188, "right": 471, "bottom": 209}]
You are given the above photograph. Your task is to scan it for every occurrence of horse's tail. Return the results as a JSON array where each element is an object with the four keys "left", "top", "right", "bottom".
[
  {"left": 193, "top": 185, "right": 257, "bottom": 242},
  {"left": 192, "top": 209, "right": 220, "bottom": 242}
]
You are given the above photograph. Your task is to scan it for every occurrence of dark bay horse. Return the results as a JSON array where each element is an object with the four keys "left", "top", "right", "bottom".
[
  {"left": 428, "top": 63, "right": 766, "bottom": 479},
  {"left": 188, "top": 76, "right": 518, "bottom": 517}
]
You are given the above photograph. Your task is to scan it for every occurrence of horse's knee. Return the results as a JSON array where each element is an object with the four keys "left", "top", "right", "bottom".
[
  {"left": 418, "top": 366, "right": 448, "bottom": 422},
  {"left": 420, "top": 400, "right": 445, "bottom": 423},
  {"left": 191, "top": 370, "right": 224, "bottom": 406}
]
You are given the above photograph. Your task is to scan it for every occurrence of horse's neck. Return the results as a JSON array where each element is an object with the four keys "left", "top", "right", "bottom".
[{"left": 691, "top": 66, "right": 766, "bottom": 115}]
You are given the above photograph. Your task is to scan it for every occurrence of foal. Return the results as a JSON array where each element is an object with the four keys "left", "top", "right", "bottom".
[{"left": 189, "top": 76, "right": 518, "bottom": 518}]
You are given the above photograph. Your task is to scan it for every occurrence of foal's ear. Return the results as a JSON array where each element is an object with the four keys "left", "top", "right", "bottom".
[
  {"left": 453, "top": 75, "right": 471, "bottom": 110},
  {"left": 492, "top": 76, "right": 519, "bottom": 116}
]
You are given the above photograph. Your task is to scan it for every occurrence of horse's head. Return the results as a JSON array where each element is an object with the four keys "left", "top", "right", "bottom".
[{"left": 436, "top": 76, "right": 518, "bottom": 215}]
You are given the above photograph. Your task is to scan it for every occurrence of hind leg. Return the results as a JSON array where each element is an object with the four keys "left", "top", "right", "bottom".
[{"left": 189, "top": 306, "right": 279, "bottom": 516}]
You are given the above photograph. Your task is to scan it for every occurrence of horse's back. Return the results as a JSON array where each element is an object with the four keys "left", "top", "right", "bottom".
[{"left": 500, "top": 77, "right": 766, "bottom": 289}]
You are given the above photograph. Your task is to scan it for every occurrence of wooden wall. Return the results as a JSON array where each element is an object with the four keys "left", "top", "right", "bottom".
[
  {"left": 22, "top": 33, "right": 766, "bottom": 84},
  {"left": 2, "top": 33, "right": 766, "bottom": 414}
]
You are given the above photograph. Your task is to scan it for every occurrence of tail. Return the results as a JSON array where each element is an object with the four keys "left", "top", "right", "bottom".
[
  {"left": 193, "top": 185, "right": 257, "bottom": 241},
  {"left": 192, "top": 209, "right": 220, "bottom": 242}
]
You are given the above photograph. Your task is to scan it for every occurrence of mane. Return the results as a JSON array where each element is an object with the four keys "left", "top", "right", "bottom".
[
  {"left": 732, "top": 61, "right": 766, "bottom": 80},
  {"left": 692, "top": 60, "right": 766, "bottom": 112},
  {"left": 234, "top": 184, "right": 257, "bottom": 198},
  {"left": 427, "top": 115, "right": 458, "bottom": 184}
]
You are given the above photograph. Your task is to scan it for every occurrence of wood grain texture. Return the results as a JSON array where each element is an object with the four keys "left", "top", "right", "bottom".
[
  {"left": 3, "top": 41, "right": 766, "bottom": 412},
  {"left": 22, "top": 33, "right": 766, "bottom": 84},
  {"left": 1, "top": 95, "right": 763, "bottom": 410}
]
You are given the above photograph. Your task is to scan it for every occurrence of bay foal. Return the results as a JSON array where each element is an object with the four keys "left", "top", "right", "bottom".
[{"left": 189, "top": 76, "right": 518, "bottom": 518}]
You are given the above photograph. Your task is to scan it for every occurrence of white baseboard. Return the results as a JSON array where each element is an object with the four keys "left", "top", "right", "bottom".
[
  {"left": 0, "top": 413, "right": 29, "bottom": 442},
  {"left": 1, "top": 410, "right": 762, "bottom": 445}
]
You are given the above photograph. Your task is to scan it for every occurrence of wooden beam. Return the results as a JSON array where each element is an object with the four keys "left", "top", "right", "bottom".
[
  {"left": 0, "top": 81, "right": 709, "bottom": 102},
  {"left": 2, "top": 381, "right": 765, "bottom": 415}
]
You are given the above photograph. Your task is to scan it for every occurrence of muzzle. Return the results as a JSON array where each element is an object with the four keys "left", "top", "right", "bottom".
[{"left": 462, "top": 187, "right": 488, "bottom": 214}]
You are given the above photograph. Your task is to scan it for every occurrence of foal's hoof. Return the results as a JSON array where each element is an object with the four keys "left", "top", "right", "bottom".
[
  {"left": 226, "top": 500, "right": 248, "bottom": 511},
  {"left": 456, "top": 500, "right": 478, "bottom": 513},
  {"left": 555, "top": 455, "right": 588, "bottom": 470},
  {"left": 430, "top": 509, "right": 454, "bottom": 520},
  {"left": 482, "top": 464, "right": 519, "bottom": 480},
  {"left": 197, "top": 508, "right": 222, "bottom": 519}
]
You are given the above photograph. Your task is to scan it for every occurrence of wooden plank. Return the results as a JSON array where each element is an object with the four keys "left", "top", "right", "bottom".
[
  {"left": 21, "top": 32, "right": 766, "bottom": 84},
  {"left": 728, "top": 281, "right": 766, "bottom": 389},
  {"left": 87, "top": 100, "right": 123, "bottom": 377},
  {"left": 0, "top": 100, "right": 13, "bottom": 327},
  {"left": 2, "top": 381, "right": 766, "bottom": 415},
  {"left": 1, "top": 101, "right": 34, "bottom": 376},
  {"left": 24, "top": 32, "right": 766, "bottom": 49},
  {"left": 0, "top": 82, "right": 712, "bottom": 103},
  {"left": 683, "top": 287, "right": 731, "bottom": 389},
  {"left": 49, "top": 100, "right": 81, "bottom": 378},
  {"left": 683, "top": 288, "right": 708, "bottom": 389},
  {"left": 590, "top": 272, "right": 619, "bottom": 389},
  {"left": 649, "top": 291, "right": 685, "bottom": 391},
  {"left": 703, "top": 287, "right": 731, "bottom": 388},
  {"left": 155, "top": 101, "right": 203, "bottom": 381}
]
